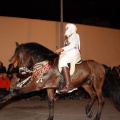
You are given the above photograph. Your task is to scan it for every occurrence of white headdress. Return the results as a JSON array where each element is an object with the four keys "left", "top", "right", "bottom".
[{"left": 65, "top": 23, "right": 77, "bottom": 37}]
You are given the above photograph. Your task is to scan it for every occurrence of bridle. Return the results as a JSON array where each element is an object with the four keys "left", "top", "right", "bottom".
[
  {"left": 19, "top": 60, "right": 51, "bottom": 75},
  {"left": 17, "top": 53, "right": 52, "bottom": 88},
  {"left": 18, "top": 50, "right": 32, "bottom": 74},
  {"left": 17, "top": 60, "right": 52, "bottom": 88}
]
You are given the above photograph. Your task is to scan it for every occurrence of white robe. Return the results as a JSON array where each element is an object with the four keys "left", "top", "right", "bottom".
[{"left": 59, "top": 32, "right": 81, "bottom": 68}]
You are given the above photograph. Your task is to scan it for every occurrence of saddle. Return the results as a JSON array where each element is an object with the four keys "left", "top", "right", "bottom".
[{"left": 58, "top": 53, "right": 82, "bottom": 75}]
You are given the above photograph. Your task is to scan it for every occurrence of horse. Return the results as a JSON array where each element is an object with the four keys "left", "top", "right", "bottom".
[{"left": 0, "top": 42, "right": 120, "bottom": 120}]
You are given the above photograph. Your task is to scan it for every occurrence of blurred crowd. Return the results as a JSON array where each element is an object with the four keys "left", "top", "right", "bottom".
[{"left": 0, "top": 61, "right": 20, "bottom": 98}]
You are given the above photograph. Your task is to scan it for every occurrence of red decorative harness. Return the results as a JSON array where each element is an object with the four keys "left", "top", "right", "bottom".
[
  {"left": 17, "top": 61, "right": 52, "bottom": 88},
  {"left": 31, "top": 61, "right": 51, "bottom": 80}
]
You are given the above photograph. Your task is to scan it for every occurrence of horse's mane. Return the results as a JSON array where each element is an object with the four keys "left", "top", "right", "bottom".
[{"left": 19, "top": 42, "right": 59, "bottom": 64}]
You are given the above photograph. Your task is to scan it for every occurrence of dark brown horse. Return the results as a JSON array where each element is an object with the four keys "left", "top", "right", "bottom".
[{"left": 0, "top": 42, "right": 120, "bottom": 120}]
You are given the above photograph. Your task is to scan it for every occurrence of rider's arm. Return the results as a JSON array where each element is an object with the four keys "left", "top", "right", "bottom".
[{"left": 62, "top": 34, "right": 80, "bottom": 52}]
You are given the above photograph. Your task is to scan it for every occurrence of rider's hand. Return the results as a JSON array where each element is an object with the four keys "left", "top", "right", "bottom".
[{"left": 55, "top": 48, "right": 64, "bottom": 54}]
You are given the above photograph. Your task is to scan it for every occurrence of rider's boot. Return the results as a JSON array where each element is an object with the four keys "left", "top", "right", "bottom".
[{"left": 60, "top": 67, "right": 73, "bottom": 93}]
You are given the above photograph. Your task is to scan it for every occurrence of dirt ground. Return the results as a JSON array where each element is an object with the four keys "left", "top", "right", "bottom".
[{"left": 0, "top": 98, "right": 119, "bottom": 120}]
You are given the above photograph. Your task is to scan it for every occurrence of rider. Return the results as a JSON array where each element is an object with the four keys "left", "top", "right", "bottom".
[{"left": 55, "top": 23, "right": 80, "bottom": 93}]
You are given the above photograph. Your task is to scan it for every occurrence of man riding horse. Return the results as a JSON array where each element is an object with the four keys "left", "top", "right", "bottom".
[
  {"left": 55, "top": 23, "right": 81, "bottom": 93},
  {"left": 1, "top": 28, "right": 120, "bottom": 120}
]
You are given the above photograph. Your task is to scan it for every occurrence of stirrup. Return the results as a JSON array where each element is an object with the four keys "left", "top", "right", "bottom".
[
  {"left": 55, "top": 88, "right": 78, "bottom": 94},
  {"left": 67, "top": 88, "right": 78, "bottom": 93}
]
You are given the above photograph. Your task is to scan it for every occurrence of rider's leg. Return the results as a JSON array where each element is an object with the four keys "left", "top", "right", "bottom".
[{"left": 60, "top": 67, "right": 72, "bottom": 93}]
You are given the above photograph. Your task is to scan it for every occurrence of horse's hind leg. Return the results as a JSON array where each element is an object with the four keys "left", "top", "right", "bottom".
[
  {"left": 47, "top": 89, "right": 55, "bottom": 120},
  {"left": 93, "top": 79, "right": 105, "bottom": 120},
  {"left": 82, "top": 85, "right": 97, "bottom": 118}
]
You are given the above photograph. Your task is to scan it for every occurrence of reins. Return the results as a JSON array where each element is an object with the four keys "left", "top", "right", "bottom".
[{"left": 17, "top": 60, "right": 52, "bottom": 88}]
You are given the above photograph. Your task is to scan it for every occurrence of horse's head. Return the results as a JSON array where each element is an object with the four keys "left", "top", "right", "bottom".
[
  {"left": 18, "top": 44, "right": 32, "bottom": 68},
  {"left": 10, "top": 42, "right": 33, "bottom": 74},
  {"left": 10, "top": 42, "right": 59, "bottom": 75}
]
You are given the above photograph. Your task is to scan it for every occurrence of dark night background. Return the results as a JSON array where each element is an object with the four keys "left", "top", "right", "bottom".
[{"left": 0, "top": 0, "right": 120, "bottom": 30}]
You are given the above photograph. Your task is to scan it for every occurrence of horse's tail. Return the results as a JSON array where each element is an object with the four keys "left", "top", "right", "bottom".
[{"left": 103, "top": 64, "right": 120, "bottom": 111}]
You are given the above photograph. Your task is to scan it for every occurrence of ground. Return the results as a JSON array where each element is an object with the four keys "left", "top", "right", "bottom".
[{"left": 0, "top": 98, "right": 119, "bottom": 120}]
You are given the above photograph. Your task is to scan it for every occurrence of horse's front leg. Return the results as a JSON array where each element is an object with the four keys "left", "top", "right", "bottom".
[
  {"left": 0, "top": 91, "right": 16, "bottom": 104},
  {"left": 47, "top": 89, "right": 55, "bottom": 120}
]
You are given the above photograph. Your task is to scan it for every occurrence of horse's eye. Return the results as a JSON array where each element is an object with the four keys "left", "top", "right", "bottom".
[{"left": 18, "top": 56, "right": 21, "bottom": 60}]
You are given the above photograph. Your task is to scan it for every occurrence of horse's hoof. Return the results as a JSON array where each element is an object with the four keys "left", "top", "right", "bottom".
[
  {"left": 87, "top": 110, "right": 93, "bottom": 118},
  {"left": 94, "top": 118, "right": 99, "bottom": 120},
  {"left": 0, "top": 101, "right": 3, "bottom": 105},
  {"left": 94, "top": 116, "right": 100, "bottom": 120},
  {"left": 47, "top": 116, "right": 53, "bottom": 120}
]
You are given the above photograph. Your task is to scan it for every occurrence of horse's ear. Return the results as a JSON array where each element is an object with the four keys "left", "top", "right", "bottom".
[
  {"left": 16, "top": 42, "right": 19, "bottom": 47},
  {"left": 20, "top": 43, "right": 25, "bottom": 51},
  {"left": 16, "top": 42, "right": 24, "bottom": 51},
  {"left": 9, "top": 42, "right": 19, "bottom": 62}
]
